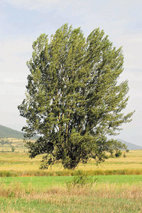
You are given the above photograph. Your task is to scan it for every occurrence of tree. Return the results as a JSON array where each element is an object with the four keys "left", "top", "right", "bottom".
[{"left": 18, "top": 24, "right": 133, "bottom": 169}]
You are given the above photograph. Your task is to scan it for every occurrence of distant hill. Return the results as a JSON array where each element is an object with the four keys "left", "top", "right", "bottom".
[
  {"left": 0, "top": 125, "right": 38, "bottom": 140},
  {"left": 119, "top": 139, "right": 142, "bottom": 150},
  {"left": 0, "top": 125, "right": 38, "bottom": 152},
  {"left": 0, "top": 125, "right": 24, "bottom": 139},
  {"left": 0, "top": 125, "right": 141, "bottom": 150}
]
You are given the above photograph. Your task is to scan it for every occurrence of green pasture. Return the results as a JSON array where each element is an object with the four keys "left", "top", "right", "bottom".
[
  {"left": 0, "top": 195, "right": 141, "bottom": 213},
  {"left": 0, "top": 175, "right": 141, "bottom": 213},
  {"left": 1, "top": 175, "right": 142, "bottom": 189}
]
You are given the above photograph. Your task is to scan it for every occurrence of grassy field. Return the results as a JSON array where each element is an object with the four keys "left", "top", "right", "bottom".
[
  {"left": 0, "top": 138, "right": 32, "bottom": 152},
  {"left": 0, "top": 175, "right": 141, "bottom": 212},
  {"left": 0, "top": 150, "right": 141, "bottom": 176},
  {"left": 0, "top": 150, "right": 141, "bottom": 212}
]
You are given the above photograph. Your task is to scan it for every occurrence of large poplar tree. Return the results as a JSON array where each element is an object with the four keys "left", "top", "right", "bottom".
[{"left": 18, "top": 24, "right": 133, "bottom": 169}]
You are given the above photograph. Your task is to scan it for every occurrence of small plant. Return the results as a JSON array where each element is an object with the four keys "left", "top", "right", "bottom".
[
  {"left": 72, "top": 175, "right": 89, "bottom": 186},
  {"left": 66, "top": 171, "right": 97, "bottom": 189}
]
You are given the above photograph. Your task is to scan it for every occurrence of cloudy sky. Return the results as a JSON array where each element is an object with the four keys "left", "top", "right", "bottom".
[{"left": 0, "top": 0, "right": 142, "bottom": 146}]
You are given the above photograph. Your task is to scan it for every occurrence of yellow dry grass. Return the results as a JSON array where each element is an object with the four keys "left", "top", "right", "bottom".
[
  {"left": 0, "top": 138, "right": 34, "bottom": 152},
  {"left": 0, "top": 149, "right": 141, "bottom": 175}
]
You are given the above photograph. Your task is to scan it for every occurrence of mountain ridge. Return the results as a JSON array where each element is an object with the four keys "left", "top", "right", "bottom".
[
  {"left": 118, "top": 139, "right": 142, "bottom": 150},
  {"left": 0, "top": 124, "right": 24, "bottom": 139}
]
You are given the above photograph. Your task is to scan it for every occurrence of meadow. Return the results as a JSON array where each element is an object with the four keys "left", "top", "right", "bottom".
[
  {"left": 0, "top": 150, "right": 141, "bottom": 212},
  {"left": 0, "top": 175, "right": 142, "bottom": 212}
]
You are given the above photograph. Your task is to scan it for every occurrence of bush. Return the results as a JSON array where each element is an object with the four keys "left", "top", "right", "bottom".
[
  {"left": 67, "top": 171, "right": 97, "bottom": 189},
  {"left": 115, "top": 151, "right": 122, "bottom": 157}
]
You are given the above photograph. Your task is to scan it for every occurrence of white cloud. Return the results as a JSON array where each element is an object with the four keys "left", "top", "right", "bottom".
[
  {"left": 118, "top": 68, "right": 142, "bottom": 145},
  {"left": 4, "top": 0, "right": 67, "bottom": 10},
  {"left": 5, "top": 0, "right": 142, "bottom": 11},
  {"left": 0, "top": 37, "right": 33, "bottom": 130},
  {"left": 0, "top": 37, "right": 33, "bottom": 77},
  {"left": 116, "top": 33, "right": 142, "bottom": 70}
]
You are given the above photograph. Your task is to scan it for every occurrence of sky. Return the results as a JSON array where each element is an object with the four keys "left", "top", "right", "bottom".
[{"left": 0, "top": 0, "right": 142, "bottom": 146}]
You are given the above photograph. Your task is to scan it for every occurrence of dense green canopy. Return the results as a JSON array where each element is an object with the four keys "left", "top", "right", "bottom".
[{"left": 18, "top": 24, "right": 133, "bottom": 169}]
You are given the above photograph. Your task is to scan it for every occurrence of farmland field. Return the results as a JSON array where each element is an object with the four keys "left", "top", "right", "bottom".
[
  {"left": 0, "top": 149, "right": 141, "bottom": 176},
  {"left": 0, "top": 150, "right": 141, "bottom": 212}
]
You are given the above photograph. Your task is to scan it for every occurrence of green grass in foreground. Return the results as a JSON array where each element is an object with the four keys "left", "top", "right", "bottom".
[
  {"left": 0, "top": 175, "right": 142, "bottom": 190},
  {"left": 0, "top": 150, "right": 141, "bottom": 212},
  {"left": 0, "top": 196, "right": 141, "bottom": 213},
  {"left": 0, "top": 175, "right": 141, "bottom": 213}
]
